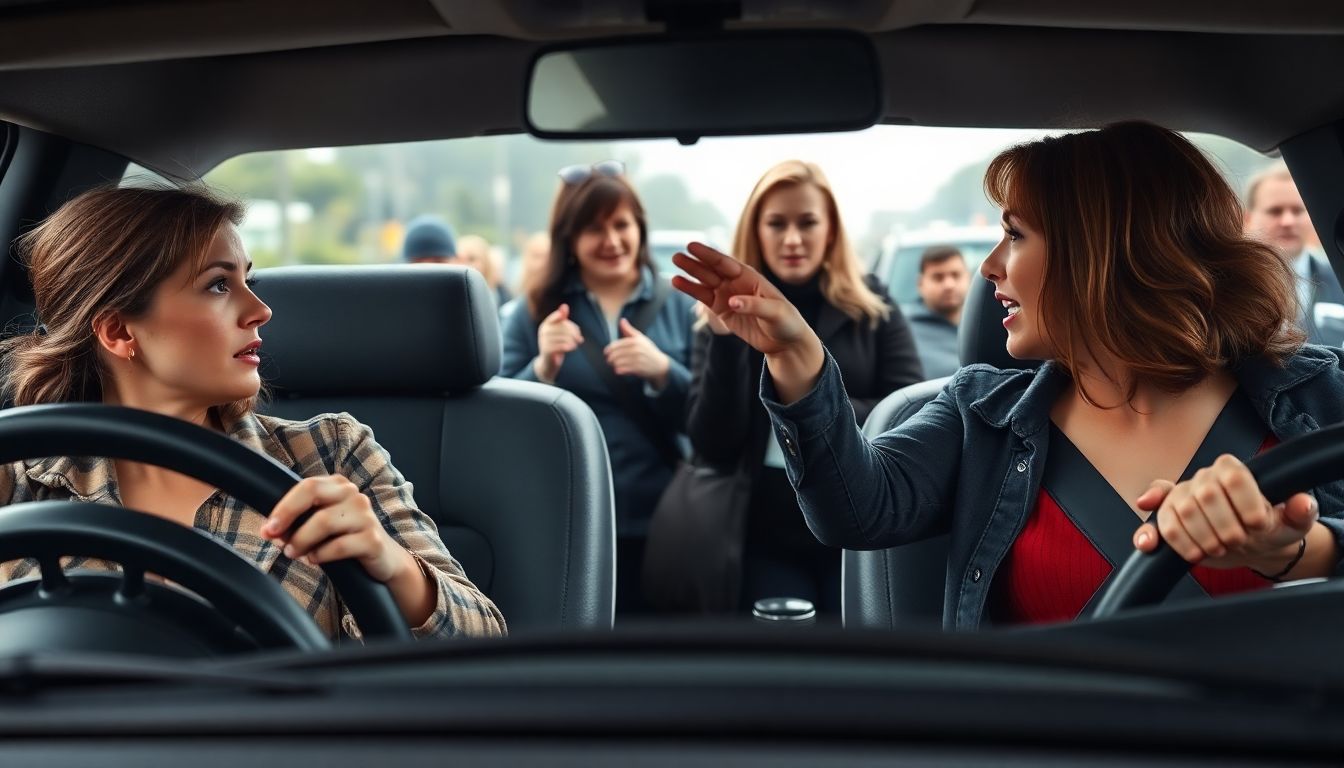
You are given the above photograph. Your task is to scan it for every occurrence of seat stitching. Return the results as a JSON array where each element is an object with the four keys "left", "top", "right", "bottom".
[
  {"left": 882, "top": 548, "right": 896, "bottom": 630},
  {"left": 548, "top": 398, "right": 574, "bottom": 626},
  {"left": 460, "top": 277, "right": 482, "bottom": 386}
]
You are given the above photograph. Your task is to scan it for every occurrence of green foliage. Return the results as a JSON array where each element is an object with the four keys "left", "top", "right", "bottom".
[{"left": 204, "top": 136, "right": 724, "bottom": 265}]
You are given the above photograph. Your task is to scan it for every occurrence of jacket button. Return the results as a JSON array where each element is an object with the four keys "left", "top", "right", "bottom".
[
  {"left": 782, "top": 434, "right": 797, "bottom": 457},
  {"left": 972, "top": 568, "right": 983, "bottom": 583},
  {"left": 1016, "top": 460, "right": 1028, "bottom": 473}
]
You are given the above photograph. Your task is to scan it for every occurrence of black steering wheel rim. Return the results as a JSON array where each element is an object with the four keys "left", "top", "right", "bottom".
[
  {"left": 0, "top": 403, "right": 411, "bottom": 645},
  {"left": 1087, "top": 422, "right": 1344, "bottom": 620}
]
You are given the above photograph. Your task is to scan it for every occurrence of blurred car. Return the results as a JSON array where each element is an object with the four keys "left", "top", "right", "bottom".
[
  {"left": 872, "top": 224, "right": 1002, "bottom": 305},
  {"left": 648, "top": 229, "right": 717, "bottom": 277}
]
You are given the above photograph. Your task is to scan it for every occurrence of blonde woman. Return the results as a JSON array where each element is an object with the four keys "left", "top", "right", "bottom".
[{"left": 684, "top": 160, "right": 924, "bottom": 614}]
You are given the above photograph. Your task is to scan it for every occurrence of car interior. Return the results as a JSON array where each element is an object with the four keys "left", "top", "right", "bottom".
[{"left": 2, "top": 0, "right": 1344, "bottom": 765}]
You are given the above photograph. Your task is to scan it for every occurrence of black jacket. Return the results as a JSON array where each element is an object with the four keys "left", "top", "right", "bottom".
[{"left": 687, "top": 277, "right": 925, "bottom": 477}]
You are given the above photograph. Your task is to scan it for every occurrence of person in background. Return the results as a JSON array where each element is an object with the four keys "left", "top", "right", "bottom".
[
  {"left": 685, "top": 160, "right": 924, "bottom": 615},
  {"left": 457, "top": 234, "right": 514, "bottom": 309},
  {"left": 499, "top": 163, "right": 695, "bottom": 614},
  {"left": 401, "top": 215, "right": 457, "bottom": 264},
  {"left": 1243, "top": 163, "right": 1344, "bottom": 346},
  {"left": 500, "top": 232, "right": 552, "bottom": 325},
  {"left": 903, "top": 245, "right": 971, "bottom": 378}
]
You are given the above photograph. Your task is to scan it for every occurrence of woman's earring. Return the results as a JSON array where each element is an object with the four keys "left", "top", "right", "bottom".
[{"left": 128, "top": 347, "right": 135, "bottom": 361}]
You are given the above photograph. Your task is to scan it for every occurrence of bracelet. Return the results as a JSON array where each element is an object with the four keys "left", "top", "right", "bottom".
[{"left": 1251, "top": 536, "right": 1307, "bottom": 582}]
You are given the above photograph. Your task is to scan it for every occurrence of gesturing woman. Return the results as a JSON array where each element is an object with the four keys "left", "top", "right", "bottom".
[{"left": 673, "top": 123, "right": 1344, "bottom": 627}]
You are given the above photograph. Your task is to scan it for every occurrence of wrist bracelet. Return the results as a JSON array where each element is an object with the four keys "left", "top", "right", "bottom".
[{"left": 1252, "top": 536, "right": 1307, "bottom": 582}]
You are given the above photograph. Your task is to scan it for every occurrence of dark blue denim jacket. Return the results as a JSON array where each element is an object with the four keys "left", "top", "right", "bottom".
[{"left": 761, "top": 344, "right": 1344, "bottom": 629}]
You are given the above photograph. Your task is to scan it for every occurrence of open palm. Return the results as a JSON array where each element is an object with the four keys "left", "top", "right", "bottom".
[{"left": 670, "top": 242, "right": 813, "bottom": 355}]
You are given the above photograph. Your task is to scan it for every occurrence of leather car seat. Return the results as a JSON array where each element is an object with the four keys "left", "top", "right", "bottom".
[
  {"left": 255, "top": 265, "right": 615, "bottom": 631},
  {"left": 842, "top": 275, "right": 1034, "bottom": 628}
]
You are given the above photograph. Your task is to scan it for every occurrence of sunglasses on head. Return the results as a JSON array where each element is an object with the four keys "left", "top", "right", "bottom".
[{"left": 557, "top": 159, "right": 625, "bottom": 185}]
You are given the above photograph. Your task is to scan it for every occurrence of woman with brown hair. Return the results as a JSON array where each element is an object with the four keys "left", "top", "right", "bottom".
[
  {"left": 499, "top": 162, "right": 696, "bottom": 613},
  {"left": 685, "top": 160, "right": 923, "bottom": 614},
  {"left": 673, "top": 122, "right": 1344, "bottom": 627},
  {"left": 0, "top": 184, "right": 505, "bottom": 641}
]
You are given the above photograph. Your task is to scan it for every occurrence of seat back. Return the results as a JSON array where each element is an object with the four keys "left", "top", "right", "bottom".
[
  {"left": 842, "top": 276, "right": 1029, "bottom": 629},
  {"left": 255, "top": 265, "right": 614, "bottom": 631}
]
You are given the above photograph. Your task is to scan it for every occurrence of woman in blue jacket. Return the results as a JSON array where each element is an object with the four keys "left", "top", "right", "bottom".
[
  {"left": 501, "top": 162, "right": 695, "bottom": 613},
  {"left": 672, "top": 122, "right": 1344, "bottom": 628}
]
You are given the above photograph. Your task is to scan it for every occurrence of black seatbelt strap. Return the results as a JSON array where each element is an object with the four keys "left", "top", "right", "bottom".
[
  {"left": 1053, "top": 389, "right": 1269, "bottom": 616},
  {"left": 1046, "top": 427, "right": 1209, "bottom": 612}
]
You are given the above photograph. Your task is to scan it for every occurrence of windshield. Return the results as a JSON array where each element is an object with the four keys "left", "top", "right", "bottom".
[{"left": 122, "top": 126, "right": 1334, "bottom": 631}]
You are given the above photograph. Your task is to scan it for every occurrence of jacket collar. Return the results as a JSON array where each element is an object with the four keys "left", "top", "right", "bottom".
[
  {"left": 1233, "top": 344, "right": 1338, "bottom": 427},
  {"left": 967, "top": 361, "right": 1069, "bottom": 439},
  {"left": 966, "top": 345, "right": 1339, "bottom": 440}
]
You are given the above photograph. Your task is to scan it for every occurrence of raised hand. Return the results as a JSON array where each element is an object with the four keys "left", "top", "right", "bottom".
[
  {"left": 672, "top": 242, "right": 826, "bottom": 403},
  {"left": 670, "top": 242, "right": 813, "bottom": 355},
  {"left": 605, "top": 318, "right": 671, "bottom": 388},
  {"left": 535, "top": 303, "right": 584, "bottom": 384}
]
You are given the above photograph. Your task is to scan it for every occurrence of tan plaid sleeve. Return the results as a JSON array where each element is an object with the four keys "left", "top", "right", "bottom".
[{"left": 333, "top": 413, "right": 507, "bottom": 639}]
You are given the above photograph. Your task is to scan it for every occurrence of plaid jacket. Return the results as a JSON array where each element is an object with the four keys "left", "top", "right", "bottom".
[{"left": 0, "top": 410, "right": 506, "bottom": 641}]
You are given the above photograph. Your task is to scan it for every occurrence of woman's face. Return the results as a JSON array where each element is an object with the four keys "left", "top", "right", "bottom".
[
  {"left": 757, "top": 183, "right": 832, "bottom": 285},
  {"left": 573, "top": 202, "right": 641, "bottom": 286},
  {"left": 981, "top": 211, "right": 1051, "bottom": 360},
  {"left": 120, "top": 225, "right": 272, "bottom": 409}
]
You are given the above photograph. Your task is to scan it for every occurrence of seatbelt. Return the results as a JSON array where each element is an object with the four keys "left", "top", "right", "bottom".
[
  {"left": 576, "top": 278, "right": 681, "bottom": 468},
  {"left": 1044, "top": 390, "right": 1269, "bottom": 616}
]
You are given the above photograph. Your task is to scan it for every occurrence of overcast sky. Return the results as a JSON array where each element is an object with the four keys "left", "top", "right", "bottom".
[{"left": 612, "top": 125, "right": 1053, "bottom": 238}]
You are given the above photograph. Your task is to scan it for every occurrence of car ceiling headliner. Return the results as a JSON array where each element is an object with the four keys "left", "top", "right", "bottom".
[{"left": 0, "top": 0, "right": 1342, "bottom": 176}]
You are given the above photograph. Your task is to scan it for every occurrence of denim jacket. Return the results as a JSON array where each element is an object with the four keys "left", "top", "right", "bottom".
[{"left": 761, "top": 344, "right": 1344, "bottom": 629}]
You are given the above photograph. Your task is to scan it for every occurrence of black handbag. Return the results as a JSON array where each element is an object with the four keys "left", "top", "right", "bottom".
[{"left": 641, "top": 458, "right": 752, "bottom": 613}]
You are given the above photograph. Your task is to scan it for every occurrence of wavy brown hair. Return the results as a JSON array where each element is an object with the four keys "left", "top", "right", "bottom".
[
  {"left": 528, "top": 174, "right": 653, "bottom": 320},
  {"left": 984, "top": 121, "right": 1302, "bottom": 400},
  {"left": 1, "top": 184, "right": 259, "bottom": 425},
  {"left": 732, "top": 160, "right": 889, "bottom": 328}
]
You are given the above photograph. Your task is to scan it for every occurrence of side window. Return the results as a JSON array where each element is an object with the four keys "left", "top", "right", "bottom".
[{"left": 1235, "top": 155, "right": 1342, "bottom": 345}]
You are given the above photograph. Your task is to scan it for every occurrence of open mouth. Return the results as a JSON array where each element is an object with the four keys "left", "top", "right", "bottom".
[{"left": 234, "top": 341, "right": 262, "bottom": 359}]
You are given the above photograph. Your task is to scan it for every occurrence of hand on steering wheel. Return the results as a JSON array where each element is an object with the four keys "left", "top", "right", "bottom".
[
  {"left": 265, "top": 475, "right": 415, "bottom": 582},
  {"left": 1088, "top": 423, "right": 1344, "bottom": 620},
  {"left": 1132, "top": 454, "right": 1318, "bottom": 572}
]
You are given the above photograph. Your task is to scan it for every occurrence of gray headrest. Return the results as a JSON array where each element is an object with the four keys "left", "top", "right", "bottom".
[
  {"left": 958, "top": 276, "right": 1038, "bottom": 369},
  {"left": 254, "top": 265, "right": 501, "bottom": 396}
]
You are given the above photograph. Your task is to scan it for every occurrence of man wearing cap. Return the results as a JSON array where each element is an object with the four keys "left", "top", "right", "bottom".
[{"left": 401, "top": 215, "right": 458, "bottom": 264}]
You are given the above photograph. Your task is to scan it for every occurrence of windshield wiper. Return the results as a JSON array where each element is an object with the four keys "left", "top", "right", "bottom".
[{"left": 0, "top": 653, "right": 318, "bottom": 696}]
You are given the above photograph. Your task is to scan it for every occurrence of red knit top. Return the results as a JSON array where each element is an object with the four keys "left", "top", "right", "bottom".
[{"left": 991, "top": 437, "right": 1278, "bottom": 625}]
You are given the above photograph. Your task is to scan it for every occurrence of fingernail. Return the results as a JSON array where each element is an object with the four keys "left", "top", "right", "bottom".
[
  {"left": 729, "top": 298, "right": 743, "bottom": 309},
  {"left": 1137, "top": 531, "right": 1150, "bottom": 547},
  {"left": 283, "top": 544, "right": 296, "bottom": 558}
]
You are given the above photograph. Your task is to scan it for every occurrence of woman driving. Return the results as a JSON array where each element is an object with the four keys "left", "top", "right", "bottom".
[
  {"left": 0, "top": 184, "right": 506, "bottom": 641},
  {"left": 672, "top": 122, "right": 1344, "bottom": 627}
]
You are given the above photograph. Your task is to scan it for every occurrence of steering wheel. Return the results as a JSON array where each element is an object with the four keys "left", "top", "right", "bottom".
[
  {"left": 0, "top": 403, "right": 412, "bottom": 656},
  {"left": 1087, "top": 422, "right": 1344, "bottom": 620}
]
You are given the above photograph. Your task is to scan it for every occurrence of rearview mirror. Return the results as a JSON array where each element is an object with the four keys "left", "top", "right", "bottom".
[{"left": 524, "top": 31, "right": 882, "bottom": 143}]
